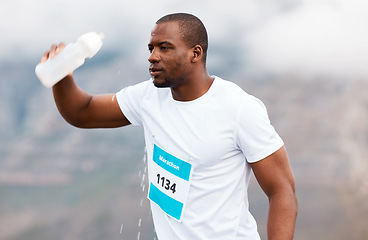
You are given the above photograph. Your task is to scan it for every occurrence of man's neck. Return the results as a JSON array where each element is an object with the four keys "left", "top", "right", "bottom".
[{"left": 170, "top": 71, "right": 214, "bottom": 102}]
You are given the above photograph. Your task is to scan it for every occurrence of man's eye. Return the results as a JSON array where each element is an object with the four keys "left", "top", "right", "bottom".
[
  {"left": 161, "top": 46, "right": 169, "bottom": 50},
  {"left": 148, "top": 48, "right": 153, "bottom": 53}
]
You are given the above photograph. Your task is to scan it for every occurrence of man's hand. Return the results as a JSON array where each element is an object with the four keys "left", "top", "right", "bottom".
[{"left": 41, "top": 43, "right": 65, "bottom": 61}]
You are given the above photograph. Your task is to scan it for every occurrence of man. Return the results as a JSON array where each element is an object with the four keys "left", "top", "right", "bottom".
[{"left": 41, "top": 13, "right": 297, "bottom": 240}]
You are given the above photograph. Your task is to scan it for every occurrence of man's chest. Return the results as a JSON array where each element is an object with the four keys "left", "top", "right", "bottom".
[{"left": 141, "top": 102, "right": 239, "bottom": 168}]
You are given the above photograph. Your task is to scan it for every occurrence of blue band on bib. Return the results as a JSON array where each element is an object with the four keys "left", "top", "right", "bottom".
[
  {"left": 149, "top": 183, "right": 183, "bottom": 221},
  {"left": 153, "top": 144, "right": 191, "bottom": 181}
]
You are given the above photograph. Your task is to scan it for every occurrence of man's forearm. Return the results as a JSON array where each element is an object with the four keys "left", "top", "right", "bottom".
[{"left": 267, "top": 191, "right": 298, "bottom": 240}]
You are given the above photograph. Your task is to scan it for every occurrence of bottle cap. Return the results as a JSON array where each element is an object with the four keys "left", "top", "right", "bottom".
[{"left": 78, "top": 32, "right": 104, "bottom": 58}]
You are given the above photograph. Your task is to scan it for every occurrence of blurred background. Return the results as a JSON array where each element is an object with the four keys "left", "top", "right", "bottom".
[{"left": 1, "top": 0, "right": 367, "bottom": 239}]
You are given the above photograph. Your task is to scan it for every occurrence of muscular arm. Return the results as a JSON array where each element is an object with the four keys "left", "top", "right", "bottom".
[
  {"left": 250, "top": 146, "right": 298, "bottom": 240},
  {"left": 52, "top": 75, "right": 130, "bottom": 128},
  {"left": 43, "top": 43, "right": 130, "bottom": 128}
]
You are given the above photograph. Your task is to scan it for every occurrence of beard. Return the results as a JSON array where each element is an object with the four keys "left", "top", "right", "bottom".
[
  {"left": 151, "top": 61, "right": 189, "bottom": 89},
  {"left": 153, "top": 77, "right": 171, "bottom": 88},
  {"left": 152, "top": 76, "right": 183, "bottom": 89}
]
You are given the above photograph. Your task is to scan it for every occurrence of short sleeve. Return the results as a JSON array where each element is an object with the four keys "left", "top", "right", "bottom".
[
  {"left": 115, "top": 80, "right": 151, "bottom": 126},
  {"left": 235, "top": 95, "right": 284, "bottom": 163}
]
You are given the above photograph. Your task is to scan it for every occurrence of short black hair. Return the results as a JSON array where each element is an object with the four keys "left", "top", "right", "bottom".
[{"left": 156, "top": 13, "right": 208, "bottom": 63}]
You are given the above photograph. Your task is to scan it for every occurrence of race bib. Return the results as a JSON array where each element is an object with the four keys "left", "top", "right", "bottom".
[{"left": 148, "top": 144, "right": 192, "bottom": 222}]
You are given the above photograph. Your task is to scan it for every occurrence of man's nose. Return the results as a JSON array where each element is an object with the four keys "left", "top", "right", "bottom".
[{"left": 148, "top": 49, "right": 160, "bottom": 63}]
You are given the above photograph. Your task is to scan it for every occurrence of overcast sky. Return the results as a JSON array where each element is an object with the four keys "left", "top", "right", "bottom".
[{"left": 1, "top": 0, "right": 367, "bottom": 79}]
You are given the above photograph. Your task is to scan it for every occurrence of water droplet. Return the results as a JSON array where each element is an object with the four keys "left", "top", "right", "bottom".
[
  {"left": 137, "top": 231, "right": 141, "bottom": 240},
  {"left": 138, "top": 170, "right": 142, "bottom": 177},
  {"left": 143, "top": 152, "right": 147, "bottom": 163},
  {"left": 140, "top": 174, "right": 146, "bottom": 186},
  {"left": 140, "top": 175, "right": 145, "bottom": 187},
  {"left": 140, "top": 198, "right": 144, "bottom": 207},
  {"left": 138, "top": 218, "right": 142, "bottom": 227},
  {"left": 119, "top": 224, "right": 124, "bottom": 234}
]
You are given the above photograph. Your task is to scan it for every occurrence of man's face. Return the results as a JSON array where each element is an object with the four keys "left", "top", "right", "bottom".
[{"left": 148, "top": 21, "right": 193, "bottom": 88}]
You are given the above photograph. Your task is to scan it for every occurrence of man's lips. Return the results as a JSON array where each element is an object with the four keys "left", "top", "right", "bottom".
[{"left": 149, "top": 66, "right": 163, "bottom": 77}]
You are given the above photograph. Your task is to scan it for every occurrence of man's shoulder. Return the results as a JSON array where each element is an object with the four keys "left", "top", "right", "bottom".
[
  {"left": 213, "top": 76, "right": 268, "bottom": 113},
  {"left": 213, "top": 76, "right": 249, "bottom": 99},
  {"left": 132, "top": 79, "right": 154, "bottom": 89},
  {"left": 118, "top": 79, "right": 157, "bottom": 97}
]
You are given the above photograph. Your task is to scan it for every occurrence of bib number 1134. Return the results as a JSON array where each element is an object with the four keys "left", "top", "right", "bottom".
[{"left": 157, "top": 173, "right": 176, "bottom": 193}]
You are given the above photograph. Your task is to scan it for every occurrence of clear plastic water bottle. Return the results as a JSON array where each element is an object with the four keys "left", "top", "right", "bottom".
[{"left": 35, "top": 32, "right": 104, "bottom": 88}]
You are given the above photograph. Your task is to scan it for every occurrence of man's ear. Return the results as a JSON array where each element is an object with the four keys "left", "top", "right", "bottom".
[{"left": 191, "top": 45, "right": 203, "bottom": 63}]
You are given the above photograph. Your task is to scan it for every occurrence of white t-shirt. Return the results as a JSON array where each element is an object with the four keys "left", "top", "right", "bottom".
[{"left": 116, "top": 76, "right": 284, "bottom": 240}]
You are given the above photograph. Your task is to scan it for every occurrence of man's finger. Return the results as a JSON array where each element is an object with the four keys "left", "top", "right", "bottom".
[
  {"left": 49, "top": 44, "right": 58, "bottom": 59},
  {"left": 55, "top": 42, "right": 66, "bottom": 55},
  {"left": 40, "top": 51, "right": 50, "bottom": 63}
]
